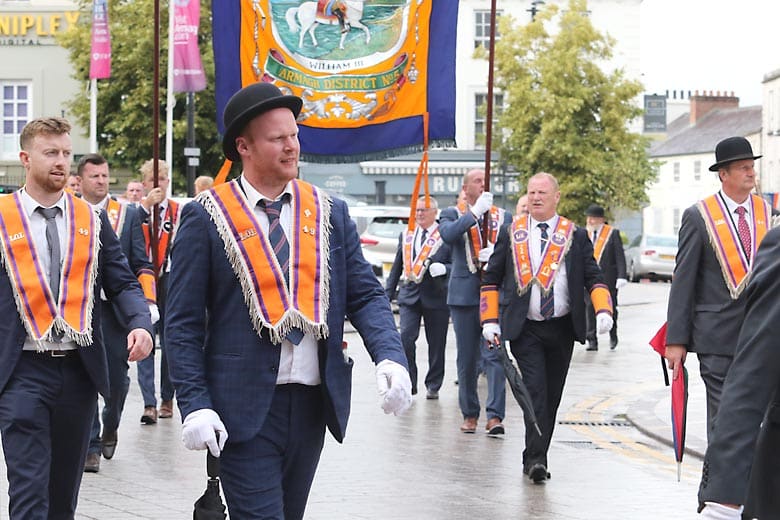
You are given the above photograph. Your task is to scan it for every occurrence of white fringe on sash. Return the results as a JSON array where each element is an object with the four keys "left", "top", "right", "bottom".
[{"left": 198, "top": 186, "right": 333, "bottom": 344}]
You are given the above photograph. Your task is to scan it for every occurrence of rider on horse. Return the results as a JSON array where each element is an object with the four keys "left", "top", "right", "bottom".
[{"left": 320, "top": 0, "right": 349, "bottom": 33}]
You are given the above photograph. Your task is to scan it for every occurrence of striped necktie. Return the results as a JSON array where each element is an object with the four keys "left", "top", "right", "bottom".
[
  {"left": 538, "top": 223, "right": 554, "bottom": 319},
  {"left": 259, "top": 196, "right": 303, "bottom": 345}
]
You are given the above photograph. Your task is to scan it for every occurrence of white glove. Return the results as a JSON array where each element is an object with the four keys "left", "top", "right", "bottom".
[
  {"left": 428, "top": 262, "right": 446, "bottom": 277},
  {"left": 478, "top": 244, "right": 494, "bottom": 263},
  {"left": 482, "top": 323, "right": 501, "bottom": 345},
  {"left": 148, "top": 304, "right": 160, "bottom": 325},
  {"left": 699, "top": 503, "right": 743, "bottom": 520},
  {"left": 470, "top": 192, "right": 494, "bottom": 217},
  {"left": 375, "top": 359, "right": 412, "bottom": 415},
  {"left": 616, "top": 278, "right": 628, "bottom": 290},
  {"left": 181, "top": 408, "right": 228, "bottom": 457},
  {"left": 596, "top": 313, "right": 614, "bottom": 335}
]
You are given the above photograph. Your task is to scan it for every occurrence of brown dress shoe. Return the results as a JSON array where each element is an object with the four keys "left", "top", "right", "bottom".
[
  {"left": 485, "top": 417, "right": 505, "bottom": 435},
  {"left": 84, "top": 452, "right": 100, "bottom": 473},
  {"left": 460, "top": 417, "right": 477, "bottom": 433},
  {"left": 159, "top": 400, "right": 174, "bottom": 419},
  {"left": 141, "top": 406, "right": 158, "bottom": 425}
]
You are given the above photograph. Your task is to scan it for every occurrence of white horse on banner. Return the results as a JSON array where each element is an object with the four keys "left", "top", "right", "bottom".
[{"left": 286, "top": 0, "right": 371, "bottom": 50}]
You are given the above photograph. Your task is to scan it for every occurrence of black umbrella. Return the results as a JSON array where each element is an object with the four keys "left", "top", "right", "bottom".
[
  {"left": 193, "top": 442, "right": 227, "bottom": 520},
  {"left": 490, "top": 339, "right": 542, "bottom": 437}
]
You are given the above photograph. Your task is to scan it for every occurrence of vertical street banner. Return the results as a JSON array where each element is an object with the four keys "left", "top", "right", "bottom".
[
  {"left": 173, "top": 0, "right": 207, "bottom": 93},
  {"left": 212, "top": 0, "right": 457, "bottom": 162},
  {"left": 89, "top": 0, "right": 111, "bottom": 80}
]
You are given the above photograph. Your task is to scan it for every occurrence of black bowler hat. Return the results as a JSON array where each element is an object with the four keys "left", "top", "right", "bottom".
[
  {"left": 708, "top": 136, "right": 762, "bottom": 172},
  {"left": 584, "top": 204, "right": 605, "bottom": 218},
  {"left": 222, "top": 82, "right": 303, "bottom": 162}
]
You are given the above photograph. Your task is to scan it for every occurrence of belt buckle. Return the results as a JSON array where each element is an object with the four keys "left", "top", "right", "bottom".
[{"left": 49, "top": 350, "right": 67, "bottom": 358}]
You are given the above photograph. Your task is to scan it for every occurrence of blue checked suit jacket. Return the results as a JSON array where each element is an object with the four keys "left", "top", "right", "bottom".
[{"left": 165, "top": 194, "right": 406, "bottom": 443}]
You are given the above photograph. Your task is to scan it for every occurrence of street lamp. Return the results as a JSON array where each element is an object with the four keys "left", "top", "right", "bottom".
[{"left": 528, "top": 0, "right": 545, "bottom": 21}]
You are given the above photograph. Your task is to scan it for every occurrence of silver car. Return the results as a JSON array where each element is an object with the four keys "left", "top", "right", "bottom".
[
  {"left": 350, "top": 206, "right": 411, "bottom": 281},
  {"left": 625, "top": 234, "right": 678, "bottom": 282}
]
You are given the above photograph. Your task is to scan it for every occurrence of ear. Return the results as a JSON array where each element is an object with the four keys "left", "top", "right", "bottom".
[
  {"left": 18, "top": 150, "right": 29, "bottom": 168},
  {"left": 235, "top": 136, "right": 250, "bottom": 157}
]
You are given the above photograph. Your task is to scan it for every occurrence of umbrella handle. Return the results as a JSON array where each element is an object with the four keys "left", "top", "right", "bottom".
[{"left": 207, "top": 433, "right": 220, "bottom": 479}]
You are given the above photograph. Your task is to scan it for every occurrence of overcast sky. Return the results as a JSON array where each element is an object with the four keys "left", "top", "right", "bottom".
[{"left": 639, "top": 0, "right": 780, "bottom": 106}]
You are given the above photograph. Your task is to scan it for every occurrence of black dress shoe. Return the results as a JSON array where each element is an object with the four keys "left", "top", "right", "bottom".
[
  {"left": 586, "top": 342, "right": 598, "bottom": 351},
  {"left": 426, "top": 389, "right": 439, "bottom": 400},
  {"left": 528, "top": 463, "right": 548, "bottom": 483},
  {"left": 610, "top": 337, "right": 618, "bottom": 350},
  {"left": 101, "top": 430, "right": 118, "bottom": 460}
]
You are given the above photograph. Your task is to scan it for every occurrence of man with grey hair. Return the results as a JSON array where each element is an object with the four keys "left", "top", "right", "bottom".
[{"left": 386, "top": 196, "right": 452, "bottom": 399}]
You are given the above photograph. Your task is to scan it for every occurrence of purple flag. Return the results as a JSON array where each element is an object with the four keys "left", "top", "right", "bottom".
[
  {"left": 89, "top": 0, "right": 111, "bottom": 80},
  {"left": 173, "top": 0, "right": 206, "bottom": 93}
]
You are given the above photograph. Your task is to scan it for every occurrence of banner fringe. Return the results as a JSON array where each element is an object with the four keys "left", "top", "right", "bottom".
[{"left": 300, "top": 140, "right": 456, "bottom": 164}]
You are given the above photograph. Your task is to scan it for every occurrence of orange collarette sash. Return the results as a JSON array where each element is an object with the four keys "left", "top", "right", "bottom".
[
  {"left": 457, "top": 201, "right": 504, "bottom": 273},
  {"left": 105, "top": 198, "right": 127, "bottom": 237},
  {"left": 199, "top": 179, "right": 331, "bottom": 344},
  {"left": 592, "top": 225, "right": 613, "bottom": 263},
  {"left": 0, "top": 192, "right": 99, "bottom": 346},
  {"left": 402, "top": 225, "right": 443, "bottom": 283},
  {"left": 697, "top": 194, "right": 771, "bottom": 298},
  {"left": 510, "top": 215, "right": 574, "bottom": 295},
  {"left": 142, "top": 199, "right": 179, "bottom": 275}
]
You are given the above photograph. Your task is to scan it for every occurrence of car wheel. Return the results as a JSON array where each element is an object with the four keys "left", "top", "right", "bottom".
[{"left": 628, "top": 261, "right": 639, "bottom": 283}]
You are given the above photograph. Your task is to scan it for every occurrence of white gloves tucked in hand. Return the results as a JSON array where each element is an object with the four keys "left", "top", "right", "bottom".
[
  {"left": 376, "top": 359, "right": 412, "bottom": 415},
  {"left": 428, "top": 262, "right": 446, "bottom": 277},
  {"left": 478, "top": 244, "right": 494, "bottom": 263},
  {"left": 616, "top": 278, "right": 628, "bottom": 290},
  {"left": 470, "top": 192, "right": 494, "bottom": 217},
  {"left": 596, "top": 313, "right": 614, "bottom": 335},
  {"left": 181, "top": 408, "right": 228, "bottom": 457},
  {"left": 699, "top": 503, "right": 743, "bottom": 520},
  {"left": 482, "top": 323, "right": 501, "bottom": 344},
  {"left": 148, "top": 304, "right": 160, "bottom": 325}
]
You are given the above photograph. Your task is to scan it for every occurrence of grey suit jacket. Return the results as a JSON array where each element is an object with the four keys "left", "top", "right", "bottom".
[
  {"left": 666, "top": 204, "right": 748, "bottom": 356},
  {"left": 698, "top": 226, "right": 780, "bottom": 509}
]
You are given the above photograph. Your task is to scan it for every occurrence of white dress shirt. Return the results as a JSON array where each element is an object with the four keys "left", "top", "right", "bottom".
[
  {"left": 526, "top": 214, "right": 571, "bottom": 321},
  {"left": 719, "top": 190, "right": 753, "bottom": 237},
  {"left": 240, "top": 175, "right": 320, "bottom": 386},
  {"left": 19, "top": 188, "right": 77, "bottom": 351}
]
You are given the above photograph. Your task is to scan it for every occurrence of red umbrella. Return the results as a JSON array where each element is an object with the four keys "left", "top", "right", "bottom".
[
  {"left": 648, "top": 322, "right": 688, "bottom": 480},
  {"left": 671, "top": 364, "right": 688, "bottom": 481}
]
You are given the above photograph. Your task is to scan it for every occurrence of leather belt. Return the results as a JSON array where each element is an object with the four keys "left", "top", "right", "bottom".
[{"left": 23, "top": 349, "right": 79, "bottom": 358}]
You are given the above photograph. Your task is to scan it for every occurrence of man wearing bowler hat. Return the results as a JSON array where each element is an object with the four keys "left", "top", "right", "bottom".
[
  {"left": 583, "top": 204, "right": 627, "bottom": 351},
  {"left": 164, "top": 81, "right": 412, "bottom": 519},
  {"left": 664, "top": 136, "right": 773, "bottom": 440}
]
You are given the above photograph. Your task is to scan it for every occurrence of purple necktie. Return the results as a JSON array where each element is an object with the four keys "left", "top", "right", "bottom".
[{"left": 735, "top": 206, "right": 751, "bottom": 261}]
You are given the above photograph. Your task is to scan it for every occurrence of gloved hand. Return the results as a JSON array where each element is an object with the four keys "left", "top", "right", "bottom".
[
  {"left": 478, "top": 244, "right": 494, "bottom": 263},
  {"left": 428, "top": 262, "right": 446, "bottom": 277},
  {"left": 596, "top": 313, "right": 614, "bottom": 335},
  {"left": 616, "top": 278, "right": 628, "bottom": 290},
  {"left": 376, "top": 359, "right": 412, "bottom": 415},
  {"left": 181, "top": 408, "right": 228, "bottom": 457},
  {"left": 470, "top": 192, "right": 494, "bottom": 218},
  {"left": 699, "top": 502, "right": 743, "bottom": 520},
  {"left": 482, "top": 323, "right": 501, "bottom": 345},
  {"left": 148, "top": 304, "right": 160, "bottom": 325}
]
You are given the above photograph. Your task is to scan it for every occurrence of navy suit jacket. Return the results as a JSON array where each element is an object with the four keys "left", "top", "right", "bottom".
[
  {"left": 438, "top": 206, "right": 511, "bottom": 306},
  {"left": 385, "top": 229, "right": 451, "bottom": 310},
  {"left": 0, "top": 209, "right": 153, "bottom": 398},
  {"left": 165, "top": 193, "right": 406, "bottom": 444},
  {"left": 482, "top": 222, "right": 606, "bottom": 344}
]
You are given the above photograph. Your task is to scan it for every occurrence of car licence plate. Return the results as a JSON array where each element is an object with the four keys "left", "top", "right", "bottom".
[{"left": 659, "top": 254, "right": 675, "bottom": 260}]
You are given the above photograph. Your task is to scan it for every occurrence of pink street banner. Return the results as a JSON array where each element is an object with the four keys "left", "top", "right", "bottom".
[
  {"left": 89, "top": 0, "right": 111, "bottom": 80},
  {"left": 172, "top": 0, "right": 206, "bottom": 93}
]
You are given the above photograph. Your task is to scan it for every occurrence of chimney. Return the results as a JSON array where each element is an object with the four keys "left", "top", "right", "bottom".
[{"left": 690, "top": 91, "right": 739, "bottom": 124}]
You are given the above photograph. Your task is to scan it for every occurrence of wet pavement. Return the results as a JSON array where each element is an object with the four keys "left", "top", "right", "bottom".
[{"left": 0, "top": 281, "right": 708, "bottom": 519}]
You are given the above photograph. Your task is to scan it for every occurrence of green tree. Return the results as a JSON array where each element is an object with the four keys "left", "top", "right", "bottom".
[
  {"left": 493, "top": 0, "right": 656, "bottom": 220},
  {"left": 58, "top": 0, "right": 226, "bottom": 193}
]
